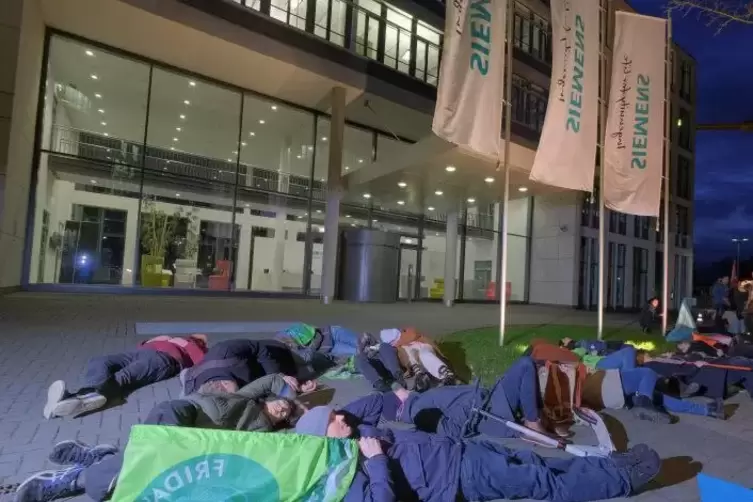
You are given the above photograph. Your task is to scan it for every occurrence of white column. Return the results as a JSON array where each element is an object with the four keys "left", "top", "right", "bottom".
[
  {"left": 235, "top": 210, "right": 252, "bottom": 290},
  {"left": 271, "top": 137, "right": 292, "bottom": 291},
  {"left": 444, "top": 210, "right": 458, "bottom": 307},
  {"left": 491, "top": 202, "right": 501, "bottom": 279},
  {"left": 321, "top": 87, "right": 346, "bottom": 304}
]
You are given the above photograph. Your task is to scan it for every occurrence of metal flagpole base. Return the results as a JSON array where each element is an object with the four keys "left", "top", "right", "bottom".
[
  {"left": 321, "top": 296, "right": 332, "bottom": 305},
  {"left": 444, "top": 299, "right": 454, "bottom": 308}
]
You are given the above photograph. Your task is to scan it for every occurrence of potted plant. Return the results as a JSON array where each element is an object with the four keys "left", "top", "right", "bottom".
[{"left": 139, "top": 196, "right": 179, "bottom": 287}]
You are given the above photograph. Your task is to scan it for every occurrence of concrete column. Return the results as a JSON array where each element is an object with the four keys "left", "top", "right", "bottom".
[
  {"left": 443, "top": 210, "right": 458, "bottom": 307},
  {"left": 320, "top": 87, "right": 346, "bottom": 304}
]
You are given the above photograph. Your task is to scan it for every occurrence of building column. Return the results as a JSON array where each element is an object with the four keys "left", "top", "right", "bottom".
[
  {"left": 443, "top": 210, "right": 459, "bottom": 307},
  {"left": 320, "top": 87, "right": 346, "bottom": 304}
]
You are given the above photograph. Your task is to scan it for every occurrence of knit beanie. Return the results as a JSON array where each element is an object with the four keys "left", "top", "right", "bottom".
[
  {"left": 379, "top": 328, "right": 401, "bottom": 345},
  {"left": 295, "top": 406, "right": 333, "bottom": 437}
]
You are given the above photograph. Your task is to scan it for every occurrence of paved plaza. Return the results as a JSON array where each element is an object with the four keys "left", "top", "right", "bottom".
[{"left": 1, "top": 292, "right": 752, "bottom": 501}]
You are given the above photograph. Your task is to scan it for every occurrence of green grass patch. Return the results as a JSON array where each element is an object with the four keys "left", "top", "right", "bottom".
[{"left": 437, "top": 324, "right": 674, "bottom": 385}]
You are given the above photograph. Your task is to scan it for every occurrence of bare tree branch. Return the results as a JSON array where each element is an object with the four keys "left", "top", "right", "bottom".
[{"left": 668, "top": 0, "right": 753, "bottom": 33}]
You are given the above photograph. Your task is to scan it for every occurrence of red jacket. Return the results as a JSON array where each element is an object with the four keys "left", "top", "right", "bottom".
[{"left": 140, "top": 335, "right": 207, "bottom": 368}]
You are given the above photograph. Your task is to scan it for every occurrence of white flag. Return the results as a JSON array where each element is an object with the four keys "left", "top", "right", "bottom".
[
  {"left": 528, "top": 0, "right": 599, "bottom": 191},
  {"left": 432, "top": 0, "right": 507, "bottom": 159},
  {"left": 603, "top": 12, "right": 667, "bottom": 216}
]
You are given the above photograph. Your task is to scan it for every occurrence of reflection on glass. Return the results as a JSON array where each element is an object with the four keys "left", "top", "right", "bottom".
[
  {"left": 271, "top": 0, "right": 307, "bottom": 30},
  {"left": 315, "top": 118, "right": 374, "bottom": 180}
]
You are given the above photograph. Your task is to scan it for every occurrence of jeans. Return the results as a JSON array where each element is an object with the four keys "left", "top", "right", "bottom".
[
  {"left": 459, "top": 439, "right": 631, "bottom": 502},
  {"left": 354, "top": 343, "right": 402, "bottom": 386},
  {"left": 596, "top": 346, "right": 637, "bottom": 371},
  {"left": 81, "top": 349, "right": 179, "bottom": 399},
  {"left": 83, "top": 399, "right": 198, "bottom": 501},
  {"left": 402, "top": 343, "right": 446, "bottom": 378},
  {"left": 620, "top": 367, "right": 708, "bottom": 416},
  {"left": 477, "top": 356, "right": 540, "bottom": 438},
  {"left": 329, "top": 326, "right": 359, "bottom": 357}
]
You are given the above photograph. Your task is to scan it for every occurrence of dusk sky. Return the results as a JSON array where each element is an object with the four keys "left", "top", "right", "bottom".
[{"left": 631, "top": 1, "right": 753, "bottom": 264}]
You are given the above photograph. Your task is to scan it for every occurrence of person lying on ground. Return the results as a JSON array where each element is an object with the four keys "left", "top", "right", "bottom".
[
  {"left": 276, "top": 322, "right": 360, "bottom": 363},
  {"left": 15, "top": 373, "right": 304, "bottom": 502},
  {"left": 43, "top": 335, "right": 208, "bottom": 420},
  {"left": 354, "top": 337, "right": 407, "bottom": 393},
  {"left": 639, "top": 297, "right": 662, "bottom": 333},
  {"left": 595, "top": 345, "right": 724, "bottom": 423},
  {"left": 292, "top": 404, "right": 661, "bottom": 502},
  {"left": 342, "top": 355, "right": 547, "bottom": 439},
  {"left": 179, "top": 338, "right": 317, "bottom": 396},
  {"left": 559, "top": 338, "right": 628, "bottom": 355},
  {"left": 379, "top": 328, "right": 456, "bottom": 391}
]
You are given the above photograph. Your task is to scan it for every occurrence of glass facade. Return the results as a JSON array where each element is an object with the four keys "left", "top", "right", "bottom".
[{"left": 29, "top": 33, "right": 532, "bottom": 301}]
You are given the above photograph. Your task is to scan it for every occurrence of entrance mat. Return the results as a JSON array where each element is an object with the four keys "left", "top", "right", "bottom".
[{"left": 135, "top": 321, "right": 295, "bottom": 336}]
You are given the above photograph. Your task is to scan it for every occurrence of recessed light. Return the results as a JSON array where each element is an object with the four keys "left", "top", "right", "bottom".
[
  {"left": 345, "top": 166, "right": 350, "bottom": 171},
  {"left": 180, "top": 114, "right": 186, "bottom": 120},
  {"left": 101, "top": 121, "right": 106, "bottom": 126},
  {"left": 184, "top": 100, "right": 190, "bottom": 105},
  {"left": 94, "top": 93, "right": 102, "bottom": 99},
  {"left": 428, "top": 206, "right": 435, "bottom": 211},
  {"left": 321, "top": 136, "right": 328, "bottom": 142},
  {"left": 358, "top": 159, "right": 363, "bottom": 163},
  {"left": 90, "top": 74, "right": 98, "bottom": 80},
  {"left": 435, "top": 190, "right": 443, "bottom": 196},
  {"left": 175, "top": 193, "right": 181, "bottom": 197},
  {"left": 316, "top": 210, "right": 322, "bottom": 214},
  {"left": 176, "top": 127, "right": 181, "bottom": 132},
  {"left": 189, "top": 81, "right": 196, "bottom": 87},
  {"left": 271, "top": 105, "right": 277, "bottom": 110},
  {"left": 484, "top": 177, "right": 495, "bottom": 183},
  {"left": 232, "top": 150, "right": 238, "bottom": 154},
  {"left": 363, "top": 193, "right": 371, "bottom": 199},
  {"left": 259, "top": 119, "right": 265, "bottom": 124},
  {"left": 97, "top": 109, "right": 104, "bottom": 114},
  {"left": 241, "top": 142, "right": 246, "bottom": 146},
  {"left": 245, "top": 203, "right": 250, "bottom": 207},
  {"left": 85, "top": 50, "right": 94, "bottom": 56},
  {"left": 318, "top": 226, "right": 325, "bottom": 233},
  {"left": 103, "top": 133, "right": 109, "bottom": 137},
  {"left": 351, "top": 223, "right": 356, "bottom": 227},
  {"left": 170, "top": 147, "right": 175, "bottom": 151},
  {"left": 249, "top": 131, "right": 255, "bottom": 136},
  {"left": 467, "top": 198, "right": 476, "bottom": 203},
  {"left": 445, "top": 165, "right": 456, "bottom": 172},
  {"left": 296, "top": 155, "right": 302, "bottom": 159},
  {"left": 372, "top": 219, "right": 377, "bottom": 223},
  {"left": 397, "top": 181, "right": 407, "bottom": 188},
  {"left": 518, "top": 186, "right": 529, "bottom": 192},
  {"left": 173, "top": 137, "right": 179, "bottom": 142},
  {"left": 90, "top": 179, "right": 97, "bottom": 184},
  {"left": 397, "top": 201, "right": 405, "bottom": 205},
  {"left": 227, "top": 158, "right": 232, "bottom": 162},
  {"left": 307, "top": 146, "right": 314, "bottom": 151},
  {"left": 346, "top": 214, "right": 352, "bottom": 218}
]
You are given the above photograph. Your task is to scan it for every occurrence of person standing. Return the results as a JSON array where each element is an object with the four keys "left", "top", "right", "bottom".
[{"left": 711, "top": 276, "right": 730, "bottom": 319}]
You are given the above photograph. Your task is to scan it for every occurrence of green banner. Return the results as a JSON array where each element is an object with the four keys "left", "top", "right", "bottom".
[{"left": 111, "top": 425, "right": 358, "bottom": 502}]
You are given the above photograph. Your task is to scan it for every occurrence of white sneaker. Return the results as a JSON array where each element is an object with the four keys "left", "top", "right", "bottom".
[
  {"left": 52, "top": 392, "right": 107, "bottom": 418},
  {"left": 44, "top": 380, "right": 67, "bottom": 420}
]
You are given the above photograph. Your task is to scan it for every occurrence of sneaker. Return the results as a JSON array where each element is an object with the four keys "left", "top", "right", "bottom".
[
  {"left": 14, "top": 466, "right": 84, "bottom": 502},
  {"left": 610, "top": 444, "right": 661, "bottom": 492},
  {"left": 631, "top": 395, "right": 672, "bottom": 424},
  {"left": 43, "top": 381, "right": 67, "bottom": 420},
  {"left": 48, "top": 440, "right": 118, "bottom": 467},
  {"left": 707, "top": 398, "right": 726, "bottom": 420},
  {"left": 413, "top": 372, "right": 432, "bottom": 393},
  {"left": 438, "top": 367, "right": 456, "bottom": 386},
  {"left": 51, "top": 392, "right": 107, "bottom": 418},
  {"left": 372, "top": 379, "right": 392, "bottom": 394},
  {"left": 680, "top": 382, "right": 701, "bottom": 398}
]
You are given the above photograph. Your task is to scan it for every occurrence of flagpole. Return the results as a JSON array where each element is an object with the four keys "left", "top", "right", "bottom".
[
  {"left": 499, "top": 0, "right": 514, "bottom": 346},
  {"left": 662, "top": 12, "right": 673, "bottom": 335},
  {"left": 597, "top": 0, "right": 609, "bottom": 340}
]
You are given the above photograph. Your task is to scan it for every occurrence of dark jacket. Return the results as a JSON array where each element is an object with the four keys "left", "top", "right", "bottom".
[
  {"left": 185, "top": 373, "right": 296, "bottom": 431},
  {"left": 339, "top": 397, "right": 463, "bottom": 502},
  {"left": 639, "top": 301, "right": 659, "bottom": 328}
]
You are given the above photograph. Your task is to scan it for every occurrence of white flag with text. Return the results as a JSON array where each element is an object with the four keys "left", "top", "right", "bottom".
[
  {"left": 528, "top": 0, "right": 599, "bottom": 191},
  {"left": 432, "top": 0, "right": 507, "bottom": 159},
  {"left": 603, "top": 12, "right": 667, "bottom": 216}
]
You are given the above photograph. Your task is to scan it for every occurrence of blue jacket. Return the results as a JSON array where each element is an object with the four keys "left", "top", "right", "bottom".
[
  {"left": 712, "top": 283, "right": 728, "bottom": 306},
  {"left": 340, "top": 396, "right": 463, "bottom": 502}
]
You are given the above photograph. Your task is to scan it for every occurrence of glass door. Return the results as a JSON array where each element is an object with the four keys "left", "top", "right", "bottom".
[{"left": 398, "top": 244, "right": 418, "bottom": 300}]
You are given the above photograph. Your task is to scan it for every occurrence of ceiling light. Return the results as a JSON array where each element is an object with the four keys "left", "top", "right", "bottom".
[
  {"left": 173, "top": 137, "right": 179, "bottom": 142},
  {"left": 94, "top": 93, "right": 102, "bottom": 99},
  {"left": 90, "top": 74, "right": 98, "bottom": 80},
  {"left": 321, "top": 136, "right": 328, "bottom": 142},
  {"left": 180, "top": 114, "right": 186, "bottom": 120},
  {"left": 296, "top": 155, "right": 302, "bottom": 159},
  {"left": 372, "top": 219, "right": 378, "bottom": 223},
  {"left": 428, "top": 206, "right": 435, "bottom": 211},
  {"left": 358, "top": 159, "right": 363, "bottom": 163},
  {"left": 445, "top": 165, "right": 456, "bottom": 172},
  {"left": 397, "top": 201, "right": 405, "bottom": 205},
  {"left": 90, "top": 179, "right": 97, "bottom": 184},
  {"left": 227, "top": 158, "right": 232, "bottom": 162},
  {"left": 345, "top": 166, "right": 350, "bottom": 171},
  {"left": 316, "top": 210, "right": 322, "bottom": 214},
  {"left": 518, "top": 186, "right": 529, "bottom": 192},
  {"left": 346, "top": 214, "right": 352, "bottom": 218},
  {"left": 467, "top": 198, "right": 476, "bottom": 203},
  {"left": 435, "top": 190, "right": 443, "bottom": 196},
  {"left": 85, "top": 50, "right": 94, "bottom": 56},
  {"left": 232, "top": 150, "right": 238, "bottom": 154},
  {"left": 363, "top": 193, "right": 371, "bottom": 199},
  {"left": 351, "top": 223, "right": 356, "bottom": 227},
  {"left": 97, "top": 109, "right": 104, "bottom": 114},
  {"left": 101, "top": 121, "right": 106, "bottom": 126},
  {"left": 307, "top": 146, "right": 314, "bottom": 151},
  {"left": 241, "top": 141, "right": 247, "bottom": 146},
  {"left": 175, "top": 193, "right": 181, "bottom": 197},
  {"left": 176, "top": 127, "right": 181, "bottom": 132},
  {"left": 677, "top": 118, "right": 683, "bottom": 127},
  {"left": 245, "top": 203, "right": 250, "bottom": 207},
  {"left": 484, "top": 177, "right": 495, "bottom": 183},
  {"left": 170, "top": 147, "right": 175, "bottom": 151},
  {"left": 189, "top": 81, "right": 196, "bottom": 87},
  {"left": 184, "top": 100, "right": 190, "bottom": 105},
  {"left": 271, "top": 105, "right": 277, "bottom": 110},
  {"left": 249, "top": 131, "right": 255, "bottom": 136},
  {"left": 103, "top": 133, "right": 109, "bottom": 137},
  {"left": 397, "top": 181, "right": 407, "bottom": 188},
  {"left": 259, "top": 119, "right": 265, "bottom": 124}
]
